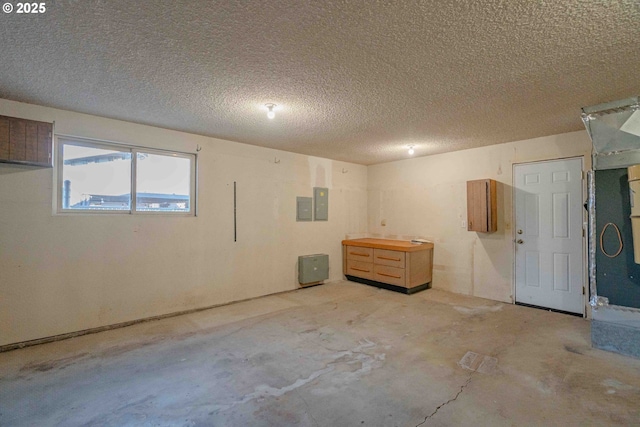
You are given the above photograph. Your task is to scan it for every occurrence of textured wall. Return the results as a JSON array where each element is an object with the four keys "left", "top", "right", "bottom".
[
  {"left": 0, "top": 99, "right": 368, "bottom": 346},
  {"left": 367, "top": 131, "right": 592, "bottom": 303}
]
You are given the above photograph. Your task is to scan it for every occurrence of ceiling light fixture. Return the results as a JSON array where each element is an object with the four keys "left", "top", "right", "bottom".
[
  {"left": 408, "top": 145, "right": 415, "bottom": 155},
  {"left": 265, "top": 103, "right": 276, "bottom": 119}
]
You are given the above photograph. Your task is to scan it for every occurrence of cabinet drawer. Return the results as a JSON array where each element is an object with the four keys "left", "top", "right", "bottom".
[
  {"left": 346, "top": 246, "right": 373, "bottom": 261},
  {"left": 373, "top": 248, "right": 405, "bottom": 268},
  {"left": 374, "top": 265, "right": 406, "bottom": 287},
  {"left": 346, "top": 259, "right": 374, "bottom": 280}
]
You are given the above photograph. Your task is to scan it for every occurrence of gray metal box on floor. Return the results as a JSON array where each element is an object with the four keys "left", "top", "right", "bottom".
[{"left": 298, "top": 254, "right": 329, "bottom": 286}]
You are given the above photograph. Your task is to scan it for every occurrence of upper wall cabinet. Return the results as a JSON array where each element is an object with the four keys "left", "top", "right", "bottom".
[
  {"left": 0, "top": 115, "right": 53, "bottom": 167},
  {"left": 467, "top": 179, "right": 497, "bottom": 233}
]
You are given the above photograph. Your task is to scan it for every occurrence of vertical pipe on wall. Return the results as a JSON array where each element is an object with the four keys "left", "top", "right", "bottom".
[{"left": 233, "top": 181, "right": 237, "bottom": 242}]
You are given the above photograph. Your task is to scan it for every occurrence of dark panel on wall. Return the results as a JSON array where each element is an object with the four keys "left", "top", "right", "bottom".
[
  {"left": 0, "top": 115, "right": 53, "bottom": 166},
  {"left": 595, "top": 168, "right": 640, "bottom": 308},
  {"left": 9, "top": 118, "right": 26, "bottom": 161},
  {"left": 37, "top": 123, "right": 51, "bottom": 164},
  {"left": 0, "top": 116, "right": 9, "bottom": 159},
  {"left": 25, "top": 121, "right": 38, "bottom": 162}
]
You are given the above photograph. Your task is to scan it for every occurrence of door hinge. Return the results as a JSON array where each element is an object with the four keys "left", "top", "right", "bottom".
[
  {"left": 581, "top": 170, "right": 585, "bottom": 180},
  {"left": 583, "top": 286, "right": 585, "bottom": 295}
]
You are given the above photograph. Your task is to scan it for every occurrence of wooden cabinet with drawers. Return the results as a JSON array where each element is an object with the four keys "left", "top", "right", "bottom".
[{"left": 342, "top": 238, "right": 434, "bottom": 294}]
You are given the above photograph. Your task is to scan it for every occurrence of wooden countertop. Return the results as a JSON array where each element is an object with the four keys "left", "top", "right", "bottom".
[{"left": 342, "top": 238, "right": 434, "bottom": 252}]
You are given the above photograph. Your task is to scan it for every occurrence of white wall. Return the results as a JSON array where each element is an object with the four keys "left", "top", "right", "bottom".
[
  {"left": 367, "top": 131, "right": 592, "bottom": 303},
  {"left": 0, "top": 99, "right": 368, "bottom": 346}
]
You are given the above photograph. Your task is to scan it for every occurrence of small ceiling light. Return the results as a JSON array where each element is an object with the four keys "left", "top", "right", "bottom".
[
  {"left": 265, "top": 103, "right": 276, "bottom": 119},
  {"left": 408, "top": 145, "right": 415, "bottom": 155}
]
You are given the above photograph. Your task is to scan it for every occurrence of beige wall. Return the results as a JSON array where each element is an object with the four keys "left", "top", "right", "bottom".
[
  {"left": 367, "top": 131, "right": 592, "bottom": 303},
  {"left": 0, "top": 96, "right": 593, "bottom": 347},
  {"left": 0, "top": 99, "right": 368, "bottom": 346}
]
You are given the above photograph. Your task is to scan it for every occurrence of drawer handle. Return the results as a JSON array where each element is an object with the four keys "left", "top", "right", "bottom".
[
  {"left": 350, "top": 252, "right": 370, "bottom": 257},
  {"left": 378, "top": 256, "right": 401, "bottom": 261},
  {"left": 351, "top": 267, "right": 371, "bottom": 273},
  {"left": 378, "top": 272, "right": 402, "bottom": 279}
]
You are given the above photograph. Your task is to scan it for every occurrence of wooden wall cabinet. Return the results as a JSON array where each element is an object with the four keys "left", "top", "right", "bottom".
[
  {"left": 467, "top": 179, "right": 497, "bottom": 232},
  {"left": 0, "top": 115, "right": 53, "bottom": 167}
]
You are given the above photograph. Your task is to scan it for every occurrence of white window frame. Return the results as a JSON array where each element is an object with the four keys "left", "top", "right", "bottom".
[{"left": 56, "top": 136, "right": 197, "bottom": 216}]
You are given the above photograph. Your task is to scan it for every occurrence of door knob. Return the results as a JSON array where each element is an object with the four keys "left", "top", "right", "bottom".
[
  {"left": 517, "top": 229, "right": 523, "bottom": 234},
  {"left": 517, "top": 239, "right": 524, "bottom": 244}
]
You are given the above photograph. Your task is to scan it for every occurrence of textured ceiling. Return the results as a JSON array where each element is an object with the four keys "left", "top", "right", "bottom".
[{"left": 1, "top": 1, "right": 639, "bottom": 165}]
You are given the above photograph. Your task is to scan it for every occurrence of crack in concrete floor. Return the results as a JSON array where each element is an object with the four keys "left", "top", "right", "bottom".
[
  {"left": 3, "top": 283, "right": 640, "bottom": 426},
  {"left": 415, "top": 375, "right": 473, "bottom": 426}
]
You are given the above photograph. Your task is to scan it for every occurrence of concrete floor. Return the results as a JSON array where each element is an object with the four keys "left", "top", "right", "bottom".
[{"left": 1, "top": 281, "right": 640, "bottom": 426}]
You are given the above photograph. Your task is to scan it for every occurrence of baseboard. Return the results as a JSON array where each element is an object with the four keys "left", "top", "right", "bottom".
[{"left": 0, "top": 286, "right": 306, "bottom": 353}]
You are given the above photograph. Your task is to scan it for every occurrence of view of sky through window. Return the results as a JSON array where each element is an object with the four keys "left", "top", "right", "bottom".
[{"left": 61, "top": 144, "right": 192, "bottom": 212}]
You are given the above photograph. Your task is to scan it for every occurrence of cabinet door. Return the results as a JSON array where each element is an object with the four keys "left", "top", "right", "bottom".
[
  {"left": 467, "top": 179, "right": 497, "bottom": 232},
  {"left": 9, "top": 118, "right": 27, "bottom": 162},
  {"left": 0, "top": 115, "right": 53, "bottom": 167},
  {"left": 36, "top": 122, "right": 52, "bottom": 165},
  {"left": 0, "top": 116, "right": 9, "bottom": 160}
]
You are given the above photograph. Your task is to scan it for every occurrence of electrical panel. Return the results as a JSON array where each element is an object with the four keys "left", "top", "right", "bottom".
[
  {"left": 314, "top": 187, "right": 328, "bottom": 221},
  {"left": 296, "top": 197, "right": 313, "bottom": 221}
]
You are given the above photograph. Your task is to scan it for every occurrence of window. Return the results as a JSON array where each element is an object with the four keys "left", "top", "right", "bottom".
[{"left": 57, "top": 138, "right": 196, "bottom": 215}]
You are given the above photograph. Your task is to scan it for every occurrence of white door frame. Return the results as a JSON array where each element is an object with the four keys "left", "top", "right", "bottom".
[{"left": 512, "top": 156, "right": 587, "bottom": 317}]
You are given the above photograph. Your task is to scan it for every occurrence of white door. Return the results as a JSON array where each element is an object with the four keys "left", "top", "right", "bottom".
[{"left": 514, "top": 158, "right": 584, "bottom": 314}]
